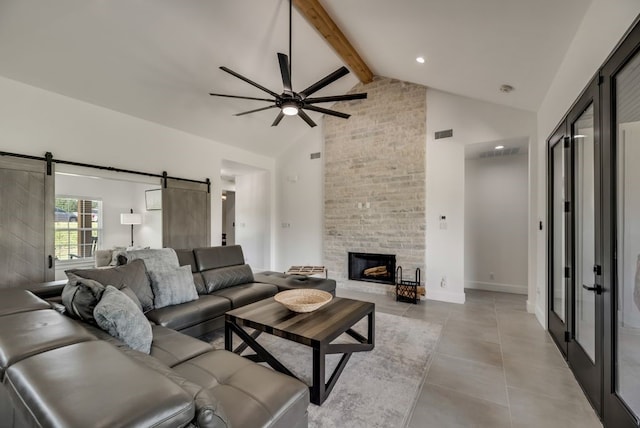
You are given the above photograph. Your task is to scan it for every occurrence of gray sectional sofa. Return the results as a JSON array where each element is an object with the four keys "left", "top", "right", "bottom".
[{"left": 0, "top": 245, "right": 336, "bottom": 427}]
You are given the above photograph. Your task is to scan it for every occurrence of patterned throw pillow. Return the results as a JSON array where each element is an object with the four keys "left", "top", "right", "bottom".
[
  {"left": 94, "top": 285, "right": 153, "bottom": 354},
  {"left": 201, "top": 264, "right": 255, "bottom": 293}
]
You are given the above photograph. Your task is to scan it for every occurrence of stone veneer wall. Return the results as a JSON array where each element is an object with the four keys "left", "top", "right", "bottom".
[{"left": 323, "top": 76, "right": 426, "bottom": 292}]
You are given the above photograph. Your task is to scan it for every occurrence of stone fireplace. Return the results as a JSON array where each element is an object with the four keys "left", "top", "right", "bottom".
[{"left": 323, "top": 76, "right": 426, "bottom": 294}]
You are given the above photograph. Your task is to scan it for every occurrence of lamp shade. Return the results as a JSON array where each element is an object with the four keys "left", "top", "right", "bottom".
[{"left": 120, "top": 213, "right": 142, "bottom": 225}]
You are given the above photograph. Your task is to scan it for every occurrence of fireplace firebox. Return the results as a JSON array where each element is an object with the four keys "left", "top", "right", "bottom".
[{"left": 348, "top": 252, "right": 396, "bottom": 285}]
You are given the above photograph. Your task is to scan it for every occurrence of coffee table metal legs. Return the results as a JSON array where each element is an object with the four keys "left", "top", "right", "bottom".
[
  {"left": 225, "top": 310, "right": 375, "bottom": 406},
  {"left": 312, "top": 311, "right": 375, "bottom": 405}
]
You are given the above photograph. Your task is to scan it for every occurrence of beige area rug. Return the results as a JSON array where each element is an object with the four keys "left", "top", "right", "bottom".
[{"left": 209, "top": 311, "right": 441, "bottom": 428}]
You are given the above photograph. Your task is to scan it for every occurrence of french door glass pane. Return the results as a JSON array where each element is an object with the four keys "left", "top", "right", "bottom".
[
  {"left": 552, "top": 142, "right": 565, "bottom": 322},
  {"left": 616, "top": 50, "right": 640, "bottom": 417},
  {"left": 574, "top": 104, "right": 595, "bottom": 362}
]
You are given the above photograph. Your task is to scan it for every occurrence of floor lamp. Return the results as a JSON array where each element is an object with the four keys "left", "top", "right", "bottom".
[{"left": 120, "top": 209, "right": 142, "bottom": 247}]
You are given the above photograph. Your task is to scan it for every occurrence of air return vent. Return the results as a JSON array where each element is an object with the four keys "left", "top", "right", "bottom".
[
  {"left": 479, "top": 147, "right": 521, "bottom": 158},
  {"left": 435, "top": 129, "right": 453, "bottom": 140}
]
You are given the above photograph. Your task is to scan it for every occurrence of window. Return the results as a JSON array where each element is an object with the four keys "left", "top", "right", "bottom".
[{"left": 54, "top": 197, "right": 102, "bottom": 261}]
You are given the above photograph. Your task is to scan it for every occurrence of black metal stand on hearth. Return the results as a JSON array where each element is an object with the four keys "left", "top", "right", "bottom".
[{"left": 395, "top": 266, "right": 421, "bottom": 304}]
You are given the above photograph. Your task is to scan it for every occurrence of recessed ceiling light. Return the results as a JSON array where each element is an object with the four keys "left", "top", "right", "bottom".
[
  {"left": 416, "top": 56, "right": 425, "bottom": 64},
  {"left": 495, "top": 145, "right": 505, "bottom": 150},
  {"left": 499, "top": 84, "right": 514, "bottom": 93}
]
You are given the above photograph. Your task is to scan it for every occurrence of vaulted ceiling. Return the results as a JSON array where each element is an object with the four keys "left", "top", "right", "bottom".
[{"left": 0, "top": 0, "right": 591, "bottom": 156}]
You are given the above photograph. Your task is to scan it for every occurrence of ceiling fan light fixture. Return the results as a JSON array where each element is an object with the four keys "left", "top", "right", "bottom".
[{"left": 282, "top": 103, "right": 299, "bottom": 116}]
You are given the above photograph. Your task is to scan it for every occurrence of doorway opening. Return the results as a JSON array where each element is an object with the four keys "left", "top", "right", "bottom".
[
  {"left": 222, "top": 190, "right": 235, "bottom": 246},
  {"left": 464, "top": 137, "right": 530, "bottom": 299}
]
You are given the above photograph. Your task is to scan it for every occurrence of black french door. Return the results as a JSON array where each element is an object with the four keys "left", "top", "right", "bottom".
[
  {"left": 548, "top": 16, "right": 640, "bottom": 428},
  {"left": 548, "top": 76, "right": 603, "bottom": 414},
  {"left": 601, "top": 20, "right": 640, "bottom": 428}
]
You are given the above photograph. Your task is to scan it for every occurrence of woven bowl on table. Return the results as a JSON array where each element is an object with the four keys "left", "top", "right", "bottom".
[{"left": 274, "top": 289, "right": 333, "bottom": 313}]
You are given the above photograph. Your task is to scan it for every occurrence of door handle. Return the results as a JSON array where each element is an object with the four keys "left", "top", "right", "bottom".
[
  {"left": 582, "top": 284, "right": 603, "bottom": 295},
  {"left": 48, "top": 255, "right": 53, "bottom": 269}
]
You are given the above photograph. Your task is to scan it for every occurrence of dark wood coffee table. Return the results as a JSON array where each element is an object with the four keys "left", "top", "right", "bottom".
[{"left": 225, "top": 296, "right": 375, "bottom": 405}]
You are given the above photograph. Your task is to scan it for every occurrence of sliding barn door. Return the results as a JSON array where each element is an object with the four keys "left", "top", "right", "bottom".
[
  {"left": 0, "top": 156, "right": 54, "bottom": 287},
  {"left": 162, "top": 178, "right": 210, "bottom": 249}
]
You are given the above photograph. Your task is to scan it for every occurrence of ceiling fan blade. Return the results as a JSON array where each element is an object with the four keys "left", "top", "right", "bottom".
[
  {"left": 298, "top": 110, "right": 317, "bottom": 127},
  {"left": 209, "top": 93, "right": 274, "bottom": 102},
  {"left": 235, "top": 105, "right": 277, "bottom": 117},
  {"left": 304, "top": 105, "right": 350, "bottom": 119},
  {"left": 299, "top": 66, "right": 350, "bottom": 98},
  {"left": 219, "top": 66, "right": 280, "bottom": 98},
  {"left": 271, "top": 111, "right": 285, "bottom": 127},
  {"left": 277, "top": 53, "right": 293, "bottom": 94},
  {"left": 304, "top": 93, "right": 367, "bottom": 104}
]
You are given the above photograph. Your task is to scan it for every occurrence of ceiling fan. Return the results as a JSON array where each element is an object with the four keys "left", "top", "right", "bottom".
[{"left": 209, "top": 0, "right": 367, "bottom": 128}]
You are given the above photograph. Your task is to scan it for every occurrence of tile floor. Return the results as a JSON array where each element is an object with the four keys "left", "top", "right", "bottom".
[{"left": 335, "top": 288, "right": 603, "bottom": 428}]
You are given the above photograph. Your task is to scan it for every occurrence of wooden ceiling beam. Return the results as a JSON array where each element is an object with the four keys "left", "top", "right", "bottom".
[{"left": 293, "top": 0, "right": 374, "bottom": 84}]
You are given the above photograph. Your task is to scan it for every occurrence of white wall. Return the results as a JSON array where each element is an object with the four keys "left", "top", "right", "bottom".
[
  {"left": 535, "top": 0, "right": 640, "bottom": 326},
  {"left": 426, "top": 88, "right": 536, "bottom": 304},
  {"left": 235, "top": 171, "right": 271, "bottom": 271},
  {"left": 274, "top": 126, "right": 324, "bottom": 272},
  {"left": 0, "top": 75, "right": 277, "bottom": 265},
  {"left": 465, "top": 153, "right": 529, "bottom": 294}
]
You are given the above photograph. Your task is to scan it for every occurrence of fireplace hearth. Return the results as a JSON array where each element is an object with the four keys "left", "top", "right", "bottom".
[{"left": 348, "top": 252, "right": 396, "bottom": 285}]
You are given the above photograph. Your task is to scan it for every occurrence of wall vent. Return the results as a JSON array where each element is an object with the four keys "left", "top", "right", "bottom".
[
  {"left": 435, "top": 129, "right": 453, "bottom": 140},
  {"left": 310, "top": 152, "right": 321, "bottom": 160},
  {"left": 479, "top": 147, "right": 521, "bottom": 158}
]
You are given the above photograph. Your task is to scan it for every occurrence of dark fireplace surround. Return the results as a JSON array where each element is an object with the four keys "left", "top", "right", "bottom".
[{"left": 348, "top": 252, "right": 396, "bottom": 285}]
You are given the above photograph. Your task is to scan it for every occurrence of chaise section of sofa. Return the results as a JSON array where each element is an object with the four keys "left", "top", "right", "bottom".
[{"left": 0, "top": 289, "right": 310, "bottom": 428}]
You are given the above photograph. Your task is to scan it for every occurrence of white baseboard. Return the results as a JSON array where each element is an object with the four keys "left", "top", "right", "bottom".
[
  {"left": 526, "top": 299, "right": 536, "bottom": 314},
  {"left": 535, "top": 304, "right": 547, "bottom": 329},
  {"left": 464, "top": 281, "right": 527, "bottom": 295},
  {"left": 427, "top": 289, "right": 465, "bottom": 304}
]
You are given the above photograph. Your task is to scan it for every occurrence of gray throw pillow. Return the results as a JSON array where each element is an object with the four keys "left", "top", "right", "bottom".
[
  {"left": 68, "top": 259, "right": 154, "bottom": 313},
  {"left": 149, "top": 265, "right": 199, "bottom": 309},
  {"left": 125, "top": 248, "right": 180, "bottom": 274},
  {"left": 94, "top": 285, "right": 153, "bottom": 354},
  {"left": 61, "top": 273, "right": 106, "bottom": 322},
  {"left": 202, "top": 264, "right": 255, "bottom": 293}
]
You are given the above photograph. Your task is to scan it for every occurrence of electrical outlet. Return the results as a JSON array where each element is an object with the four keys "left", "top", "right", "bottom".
[
  {"left": 440, "top": 276, "right": 447, "bottom": 288},
  {"left": 489, "top": 272, "right": 495, "bottom": 280}
]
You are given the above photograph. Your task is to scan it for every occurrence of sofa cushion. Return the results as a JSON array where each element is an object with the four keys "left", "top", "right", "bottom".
[
  {"left": 0, "top": 290, "right": 50, "bottom": 318},
  {"left": 194, "top": 245, "right": 245, "bottom": 271},
  {"left": 145, "top": 295, "right": 231, "bottom": 331},
  {"left": 150, "top": 325, "right": 213, "bottom": 368},
  {"left": 173, "top": 349, "right": 309, "bottom": 428},
  {"left": 67, "top": 259, "right": 154, "bottom": 313},
  {"left": 212, "top": 283, "right": 278, "bottom": 308},
  {"left": 94, "top": 285, "right": 153, "bottom": 354},
  {"left": 202, "top": 264, "right": 255, "bottom": 293},
  {"left": 149, "top": 266, "right": 199, "bottom": 309},
  {"left": 0, "top": 309, "right": 94, "bottom": 380},
  {"left": 4, "top": 341, "right": 195, "bottom": 428},
  {"left": 61, "top": 273, "right": 106, "bottom": 322},
  {"left": 255, "top": 271, "right": 337, "bottom": 295},
  {"left": 175, "top": 249, "right": 198, "bottom": 272}
]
